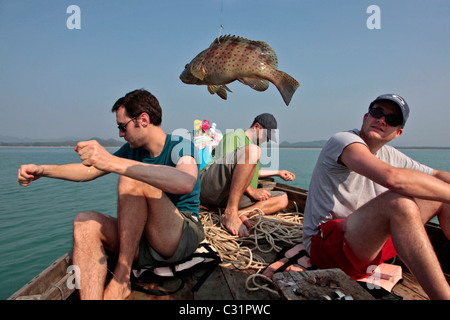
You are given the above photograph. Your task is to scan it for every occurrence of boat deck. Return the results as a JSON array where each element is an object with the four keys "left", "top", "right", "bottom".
[{"left": 8, "top": 182, "right": 449, "bottom": 301}]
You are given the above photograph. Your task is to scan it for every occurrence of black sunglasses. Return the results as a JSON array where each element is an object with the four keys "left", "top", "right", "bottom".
[
  {"left": 368, "top": 108, "right": 403, "bottom": 127},
  {"left": 117, "top": 117, "right": 137, "bottom": 133}
]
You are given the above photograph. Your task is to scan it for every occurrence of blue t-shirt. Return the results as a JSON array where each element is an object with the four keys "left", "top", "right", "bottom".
[{"left": 113, "top": 134, "right": 201, "bottom": 216}]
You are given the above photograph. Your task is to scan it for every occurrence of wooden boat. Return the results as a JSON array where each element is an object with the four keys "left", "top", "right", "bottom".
[{"left": 7, "top": 181, "right": 449, "bottom": 300}]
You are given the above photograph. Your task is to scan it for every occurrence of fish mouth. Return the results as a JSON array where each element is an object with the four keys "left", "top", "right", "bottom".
[
  {"left": 180, "top": 76, "right": 198, "bottom": 84},
  {"left": 179, "top": 70, "right": 199, "bottom": 84}
]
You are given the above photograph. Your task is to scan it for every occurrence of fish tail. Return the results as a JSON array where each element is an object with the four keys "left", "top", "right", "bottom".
[{"left": 272, "top": 71, "right": 300, "bottom": 106}]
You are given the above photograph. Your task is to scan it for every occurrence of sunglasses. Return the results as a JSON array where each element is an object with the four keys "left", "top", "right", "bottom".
[
  {"left": 117, "top": 117, "right": 137, "bottom": 133},
  {"left": 368, "top": 108, "right": 403, "bottom": 127}
]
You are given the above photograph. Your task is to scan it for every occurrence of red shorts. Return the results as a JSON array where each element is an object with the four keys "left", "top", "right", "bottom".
[{"left": 310, "top": 219, "right": 397, "bottom": 279}]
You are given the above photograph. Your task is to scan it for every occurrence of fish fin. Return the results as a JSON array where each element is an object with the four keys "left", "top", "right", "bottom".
[
  {"left": 272, "top": 71, "right": 300, "bottom": 106},
  {"left": 211, "top": 35, "right": 278, "bottom": 69},
  {"left": 211, "top": 34, "right": 237, "bottom": 46},
  {"left": 238, "top": 78, "right": 269, "bottom": 92},
  {"left": 255, "top": 41, "right": 278, "bottom": 69},
  {"left": 207, "top": 85, "right": 218, "bottom": 94},
  {"left": 208, "top": 85, "right": 230, "bottom": 100},
  {"left": 190, "top": 64, "right": 207, "bottom": 80}
]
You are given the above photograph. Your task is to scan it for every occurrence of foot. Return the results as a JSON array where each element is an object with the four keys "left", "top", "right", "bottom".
[
  {"left": 222, "top": 210, "right": 250, "bottom": 237},
  {"left": 103, "top": 277, "right": 132, "bottom": 300}
]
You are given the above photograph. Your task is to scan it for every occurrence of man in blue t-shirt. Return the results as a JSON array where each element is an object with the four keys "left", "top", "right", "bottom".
[{"left": 17, "top": 89, "right": 203, "bottom": 300}]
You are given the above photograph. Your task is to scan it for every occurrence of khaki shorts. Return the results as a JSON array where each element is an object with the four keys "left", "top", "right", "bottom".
[
  {"left": 199, "top": 149, "right": 285, "bottom": 209},
  {"left": 136, "top": 211, "right": 205, "bottom": 268}
]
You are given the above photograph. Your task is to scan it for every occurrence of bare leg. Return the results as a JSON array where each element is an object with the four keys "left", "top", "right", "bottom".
[
  {"left": 437, "top": 202, "right": 450, "bottom": 240},
  {"left": 239, "top": 193, "right": 289, "bottom": 216},
  {"left": 345, "top": 191, "right": 450, "bottom": 300},
  {"left": 222, "top": 144, "right": 260, "bottom": 237},
  {"left": 102, "top": 178, "right": 145, "bottom": 300},
  {"left": 73, "top": 211, "right": 119, "bottom": 300},
  {"left": 103, "top": 176, "right": 184, "bottom": 299}
]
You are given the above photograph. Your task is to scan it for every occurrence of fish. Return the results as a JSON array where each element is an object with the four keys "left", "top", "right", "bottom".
[{"left": 180, "top": 35, "right": 300, "bottom": 106}]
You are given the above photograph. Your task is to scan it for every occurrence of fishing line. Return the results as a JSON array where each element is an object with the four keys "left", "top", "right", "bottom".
[{"left": 217, "top": 0, "right": 224, "bottom": 41}]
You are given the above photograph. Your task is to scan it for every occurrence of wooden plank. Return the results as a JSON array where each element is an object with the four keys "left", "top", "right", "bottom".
[
  {"left": 8, "top": 253, "right": 72, "bottom": 300},
  {"left": 130, "top": 279, "right": 193, "bottom": 300},
  {"left": 193, "top": 265, "right": 234, "bottom": 300},
  {"left": 273, "top": 269, "right": 375, "bottom": 300},
  {"left": 14, "top": 295, "right": 42, "bottom": 300},
  {"left": 220, "top": 266, "right": 272, "bottom": 300},
  {"left": 40, "top": 272, "right": 75, "bottom": 300},
  {"left": 392, "top": 272, "right": 428, "bottom": 300},
  {"left": 273, "top": 184, "right": 308, "bottom": 213}
]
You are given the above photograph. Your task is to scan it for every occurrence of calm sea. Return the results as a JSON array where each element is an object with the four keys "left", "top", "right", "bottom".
[{"left": 1, "top": 146, "right": 449, "bottom": 299}]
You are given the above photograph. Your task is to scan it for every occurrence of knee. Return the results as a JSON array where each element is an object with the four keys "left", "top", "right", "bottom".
[
  {"left": 73, "top": 211, "right": 100, "bottom": 240},
  {"left": 117, "top": 176, "right": 158, "bottom": 198},
  {"left": 117, "top": 175, "right": 139, "bottom": 194},
  {"left": 277, "top": 193, "right": 289, "bottom": 209},
  {"left": 385, "top": 192, "right": 420, "bottom": 221}
]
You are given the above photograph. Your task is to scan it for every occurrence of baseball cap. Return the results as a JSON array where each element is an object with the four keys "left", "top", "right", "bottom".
[
  {"left": 254, "top": 113, "right": 278, "bottom": 142},
  {"left": 369, "top": 94, "right": 410, "bottom": 127}
]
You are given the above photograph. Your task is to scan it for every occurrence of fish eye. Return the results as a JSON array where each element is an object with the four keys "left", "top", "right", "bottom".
[{"left": 184, "top": 64, "right": 189, "bottom": 69}]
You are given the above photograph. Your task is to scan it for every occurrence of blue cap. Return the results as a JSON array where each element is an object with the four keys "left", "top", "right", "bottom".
[{"left": 369, "top": 94, "right": 409, "bottom": 127}]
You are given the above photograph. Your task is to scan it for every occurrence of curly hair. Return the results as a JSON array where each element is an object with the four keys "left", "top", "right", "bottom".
[{"left": 111, "top": 89, "right": 162, "bottom": 126}]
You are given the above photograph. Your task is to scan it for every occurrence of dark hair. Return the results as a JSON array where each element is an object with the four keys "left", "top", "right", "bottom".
[{"left": 111, "top": 89, "right": 162, "bottom": 126}]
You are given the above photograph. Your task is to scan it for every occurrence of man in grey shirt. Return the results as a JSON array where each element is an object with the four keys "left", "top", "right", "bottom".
[{"left": 303, "top": 94, "right": 450, "bottom": 299}]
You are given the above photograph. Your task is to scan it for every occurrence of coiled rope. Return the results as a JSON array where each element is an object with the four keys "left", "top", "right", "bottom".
[{"left": 199, "top": 208, "right": 303, "bottom": 272}]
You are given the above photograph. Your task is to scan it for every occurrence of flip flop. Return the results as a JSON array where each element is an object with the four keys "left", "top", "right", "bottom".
[{"left": 263, "top": 243, "right": 316, "bottom": 279}]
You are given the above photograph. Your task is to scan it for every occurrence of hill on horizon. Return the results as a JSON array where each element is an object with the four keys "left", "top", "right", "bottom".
[
  {"left": 1, "top": 135, "right": 449, "bottom": 149},
  {"left": 0, "top": 135, "right": 123, "bottom": 147}
]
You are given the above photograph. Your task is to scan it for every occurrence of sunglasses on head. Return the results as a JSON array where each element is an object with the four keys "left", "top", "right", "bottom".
[
  {"left": 368, "top": 108, "right": 403, "bottom": 127},
  {"left": 117, "top": 117, "right": 137, "bottom": 133}
]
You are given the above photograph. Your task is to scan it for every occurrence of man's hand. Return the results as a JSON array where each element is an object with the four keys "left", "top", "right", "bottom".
[
  {"left": 75, "top": 140, "right": 113, "bottom": 172},
  {"left": 18, "top": 164, "right": 44, "bottom": 186},
  {"left": 278, "top": 170, "right": 295, "bottom": 181}
]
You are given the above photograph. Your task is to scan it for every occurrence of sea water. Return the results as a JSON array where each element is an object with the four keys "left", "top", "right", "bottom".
[{"left": 1, "top": 147, "right": 449, "bottom": 299}]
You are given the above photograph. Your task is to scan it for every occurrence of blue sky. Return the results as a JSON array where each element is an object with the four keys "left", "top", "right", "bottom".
[{"left": 1, "top": 0, "right": 449, "bottom": 146}]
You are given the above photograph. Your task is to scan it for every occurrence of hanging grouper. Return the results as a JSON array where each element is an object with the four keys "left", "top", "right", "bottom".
[{"left": 180, "top": 35, "right": 300, "bottom": 106}]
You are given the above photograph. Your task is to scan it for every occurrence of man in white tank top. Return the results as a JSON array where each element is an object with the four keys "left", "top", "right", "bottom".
[{"left": 304, "top": 94, "right": 450, "bottom": 300}]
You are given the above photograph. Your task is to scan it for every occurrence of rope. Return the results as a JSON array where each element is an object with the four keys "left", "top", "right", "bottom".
[
  {"left": 199, "top": 208, "right": 303, "bottom": 271},
  {"left": 49, "top": 284, "right": 65, "bottom": 300},
  {"left": 245, "top": 273, "right": 280, "bottom": 297}
]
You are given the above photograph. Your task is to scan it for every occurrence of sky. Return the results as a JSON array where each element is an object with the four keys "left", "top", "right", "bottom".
[{"left": 0, "top": 0, "right": 449, "bottom": 147}]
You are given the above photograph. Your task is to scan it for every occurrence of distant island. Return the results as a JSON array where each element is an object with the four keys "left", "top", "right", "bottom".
[
  {"left": 1, "top": 136, "right": 449, "bottom": 150},
  {"left": 0, "top": 137, "right": 123, "bottom": 147},
  {"left": 279, "top": 140, "right": 327, "bottom": 148}
]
